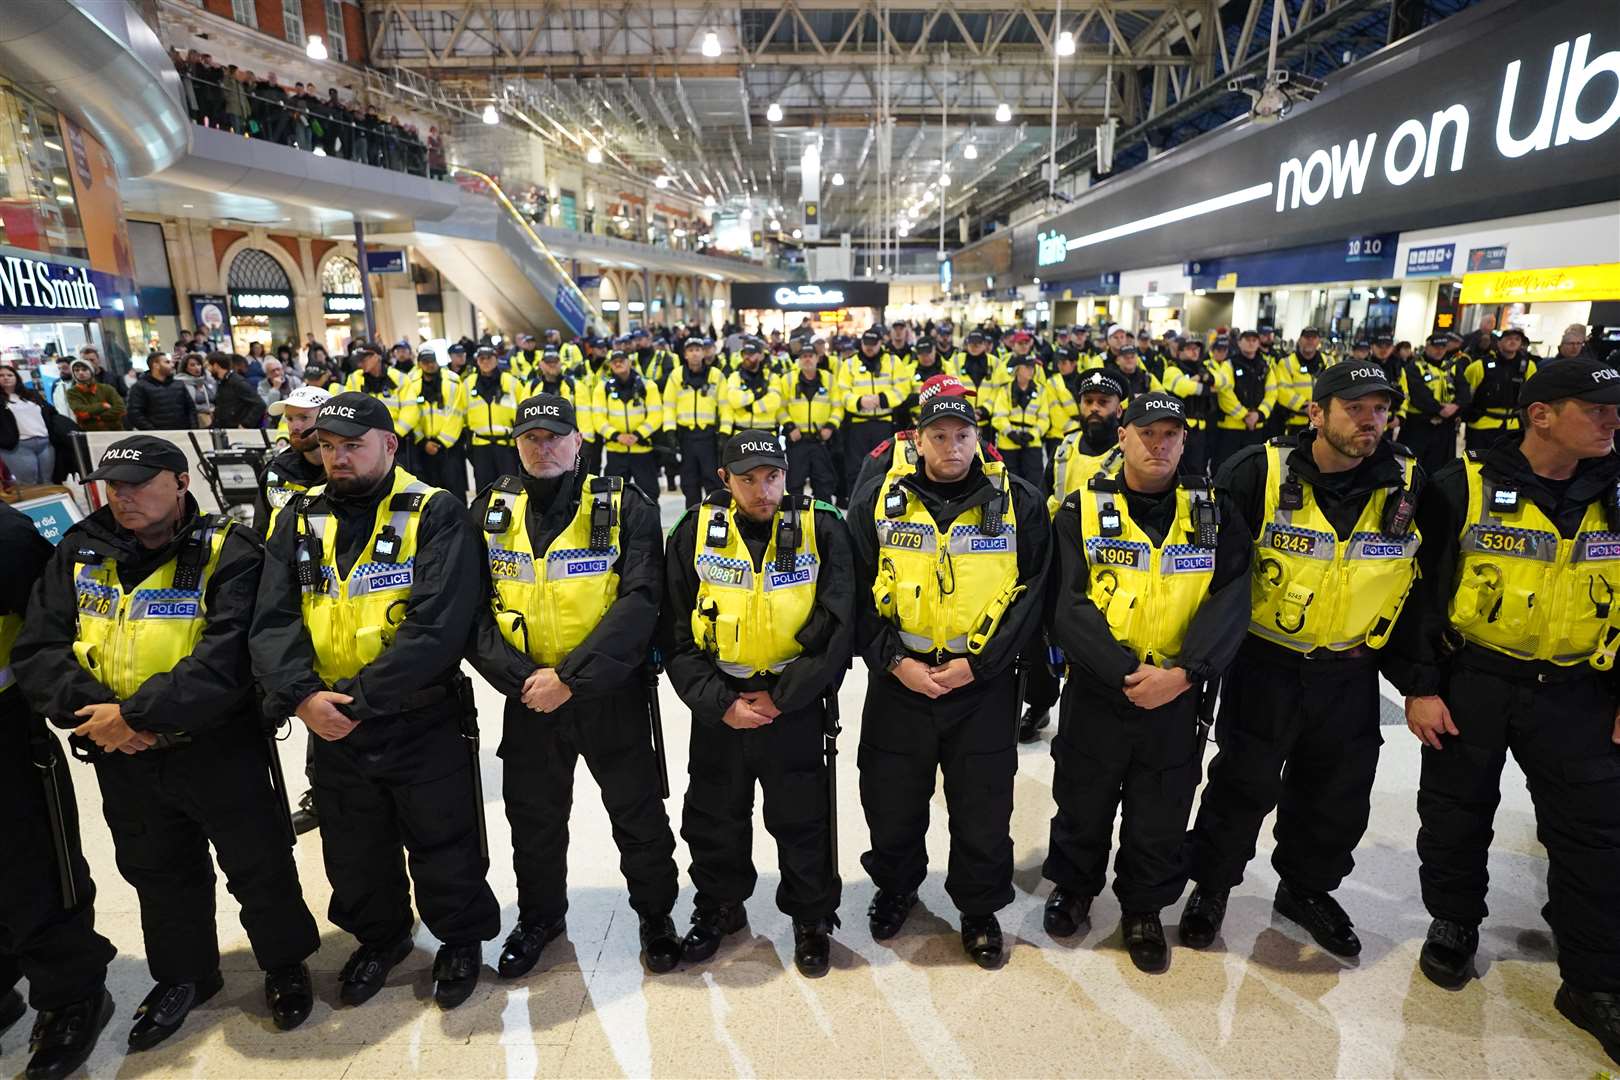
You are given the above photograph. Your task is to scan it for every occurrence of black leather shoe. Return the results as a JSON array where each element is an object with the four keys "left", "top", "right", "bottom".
[
  {"left": 127, "top": 972, "right": 223, "bottom": 1051},
  {"left": 1017, "top": 708, "right": 1051, "bottom": 743},
  {"left": 290, "top": 790, "right": 319, "bottom": 836},
  {"left": 338, "top": 936, "right": 413, "bottom": 1006},
  {"left": 497, "top": 918, "right": 566, "bottom": 979},
  {"left": 1, "top": 987, "right": 26, "bottom": 1044},
  {"left": 1418, "top": 919, "right": 1478, "bottom": 991},
  {"left": 681, "top": 905, "right": 747, "bottom": 964},
  {"left": 1123, "top": 911, "right": 1170, "bottom": 974},
  {"left": 867, "top": 890, "right": 918, "bottom": 942},
  {"left": 1274, "top": 881, "right": 1360, "bottom": 958},
  {"left": 639, "top": 915, "right": 682, "bottom": 974},
  {"left": 961, "top": 914, "right": 1004, "bottom": 969},
  {"left": 792, "top": 918, "right": 835, "bottom": 978},
  {"left": 1178, "top": 885, "right": 1228, "bottom": 949},
  {"left": 1043, "top": 887, "right": 1092, "bottom": 938},
  {"left": 432, "top": 944, "right": 482, "bottom": 1010},
  {"left": 26, "top": 990, "right": 113, "bottom": 1080},
  {"left": 264, "top": 963, "right": 313, "bottom": 1031},
  {"left": 1555, "top": 984, "right": 1620, "bottom": 1066}
]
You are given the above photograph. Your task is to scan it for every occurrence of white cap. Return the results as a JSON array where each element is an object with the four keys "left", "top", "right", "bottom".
[
  {"left": 1104, "top": 322, "right": 1126, "bottom": 338},
  {"left": 267, "top": 384, "right": 332, "bottom": 416}
]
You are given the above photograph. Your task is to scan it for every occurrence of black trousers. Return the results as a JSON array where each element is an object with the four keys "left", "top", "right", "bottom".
[
  {"left": 859, "top": 668, "right": 1018, "bottom": 915},
  {"left": 499, "top": 688, "right": 679, "bottom": 925},
  {"left": 469, "top": 442, "right": 519, "bottom": 494},
  {"left": 93, "top": 725, "right": 319, "bottom": 982},
  {"left": 1398, "top": 419, "right": 1459, "bottom": 479},
  {"left": 676, "top": 427, "right": 721, "bottom": 508},
  {"left": 1188, "top": 639, "right": 1383, "bottom": 893},
  {"left": 604, "top": 451, "right": 662, "bottom": 501},
  {"left": 999, "top": 446, "right": 1045, "bottom": 492},
  {"left": 786, "top": 436, "right": 837, "bottom": 501},
  {"left": 1208, "top": 426, "right": 1266, "bottom": 473},
  {"left": 414, "top": 443, "right": 468, "bottom": 504},
  {"left": 842, "top": 419, "right": 894, "bottom": 490},
  {"left": 1045, "top": 677, "right": 1203, "bottom": 912},
  {"left": 0, "top": 704, "right": 114, "bottom": 1011},
  {"left": 1464, "top": 425, "right": 1516, "bottom": 453},
  {"left": 1022, "top": 641, "right": 1061, "bottom": 713},
  {"left": 1418, "top": 655, "right": 1620, "bottom": 992},
  {"left": 681, "top": 706, "right": 840, "bottom": 922},
  {"left": 311, "top": 713, "right": 500, "bottom": 947}
]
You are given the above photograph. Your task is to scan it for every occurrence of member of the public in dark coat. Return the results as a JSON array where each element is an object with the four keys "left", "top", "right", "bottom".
[
  {"left": 0, "top": 503, "right": 118, "bottom": 1080},
  {"left": 14, "top": 436, "right": 320, "bottom": 1052},
  {"left": 124, "top": 353, "right": 198, "bottom": 431},
  {"left": 467, "top": 394, "right": 682, "bottom": 979},
  {"left": 207, "top": 352, "right": 266, "bottom": 430},
  {"left": 251, "top": 393, "right": 500, "bottom": 1010}
]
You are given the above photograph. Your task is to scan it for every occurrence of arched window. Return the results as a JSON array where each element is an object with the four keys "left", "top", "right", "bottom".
[
  {"left": 320, "top": 255, "right": 362, "bottom": 294},
  {"left": 228, "top": 248, "right": 293, "bottom": 291}
]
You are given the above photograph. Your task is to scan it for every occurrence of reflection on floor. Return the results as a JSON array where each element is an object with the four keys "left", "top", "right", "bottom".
[{"left": 2, "top": 494, "right": 1608, "bottom": 1078}]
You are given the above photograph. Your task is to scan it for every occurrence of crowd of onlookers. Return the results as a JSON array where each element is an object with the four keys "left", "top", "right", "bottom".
[{"left": 170, "top": 49, "right": 448, "bottom": 178}]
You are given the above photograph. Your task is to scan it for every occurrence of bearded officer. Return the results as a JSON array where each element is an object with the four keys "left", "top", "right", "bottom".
[
  {"left": 849, "top": 392, "right": 1051, "bottom": 966},
  {"left": 468, "top": 394, "right": 683, "bottom": 978},
  {"left": 1041, "top": 394, "right": 1251, "bottom": 972},
  {"left": 660, "top": 431, "right": 853, "bottom": 977},
  {"left": 0, "top": 504, "right": 117, "bottom": 1080},
  {"left": 1179, "top": 363, "right": 1426, "bottom": 958},
  {"left": 251, "top": 393, "right": 501, "bottom": 1010},
  {"left": 1403, "top": 359, "right": 1620, "bottom": 1064},
  {"left": 14, "top": 436, "right": 320, "bottom": 1048}
]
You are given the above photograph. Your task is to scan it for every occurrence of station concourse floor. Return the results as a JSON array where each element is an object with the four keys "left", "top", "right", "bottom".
[{"left": 2, "top": 489, "right": 1609, "bottom": 1080}]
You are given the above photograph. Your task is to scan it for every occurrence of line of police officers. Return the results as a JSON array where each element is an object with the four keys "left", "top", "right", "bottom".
[{"left": 0, "top": 332, "right": 1615, "bottom": 1078}]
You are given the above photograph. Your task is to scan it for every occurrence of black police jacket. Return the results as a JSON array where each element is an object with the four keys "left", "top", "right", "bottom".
[
  {"left": 251, "top": 446, "right": 325, "bottom": 536},
  {"left": 251, "top": 465, "right": 482, "bottom": 726},
  {"left": 466, "top": 469, "right": 663, "bottom": 701},
  {"left": 14, "top": 495, "right": 263, "bottom": 735}
]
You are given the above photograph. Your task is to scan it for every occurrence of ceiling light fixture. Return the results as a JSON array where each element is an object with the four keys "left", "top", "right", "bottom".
[
  {"left": 766, "top": 102, "right": 784, "bottom": 123},
  {"left": 306, "top": 35, "right": 327, "bottom": 60},
  {"left": 703, "top": 194, "right": 717, "bottom": 208},
  {"left": 769, "top": 218, "right": 782, "bottom": 231},
  {"left": 586, "top": 145, "right": 604, "bottom": 164},
  {"left": 831, "top": 172, "right": 845, "bottom": 186},
  {"left": 701, "top": 30, "right": 722, "bottom": 58},
  {"left": 654, "top": 175, "right": 671, "bottom": 189},
  {"left": 791, "top": 228, "right": 803, "bottom": 239},
  {"left": 964, "top": 143, "right": 978, "bottom": 160},
  {"left": 1056, "top": 31, "right": 1076, "bottom": 57},
  {"left": 482, "top": 103, "right": 499, "bottom": 125},
  {"left": 995, "top": 102, "right": 1012, "bottom": 122}
]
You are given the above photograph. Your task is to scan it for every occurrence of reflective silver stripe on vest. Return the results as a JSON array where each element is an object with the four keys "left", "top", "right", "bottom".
[
  {"left": 898, "top": 629, "right": 970, "bottom": 654},
  {"left": 0, "top": 666, "right": 13, "bottom": 692},
  {"left": 716, "top": 657, "right": 794, "bottom": 677}
]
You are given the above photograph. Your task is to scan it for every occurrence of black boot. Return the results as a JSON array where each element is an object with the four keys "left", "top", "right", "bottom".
[
  {"left": 792, "top": 918, "right": 835, "bottom": 978},
  {"left": 264, "top": 963, "right": 313, "bottom": 1031},
  {"left": 1555, "top": 984, "right": 1620, "bottom": 1066},
  {"left": 1017, "top": 708, "right": 1051, "bottom": 744},
  {"left": 432, "top": 943, "right": 482, "bottom": 1010},
  {"left": 1418, "top": 919, "right": 1478, "bottom": 991},
  {"left": 1178, "top": 885, "right": 1228, "bottom": 949},
  {"left": 25, "top": 990, "right": 113, "bottom": 1080},
  {"left": 1122, "top": 911, "right": 1170, "bottom": 974},
  {"left": 1, "top": 988, "right": 25, "bottom": 1044},
  {"left": 1274, "top": 881, "right": 1360, "bottom": 958},
  {"left": 681, "top": 904, "right": 747, "bottom": 965},
  {"left": 290, "top": 789, "right": 319, "bottom": 835},
  {"left": 867, "top": 889, "right": 918, "bottom": 942},
  {"left": 497, "top": 917, "right": 566, "bottom": 979},
  {"left": 127, "top": 972, "right": 224, "bottom": 1051},
  {"left": 1043, "top": 887, "right": 1092, "bottom": 937},
  {"left": 338, "top": 936, "right": 413, "bottom": 1006},
  {"left": 639, "top": 915, "right": 682, "bottom": 975},
  {"left": 960, "top": 914, "right": 1004, "bottom": 969}
]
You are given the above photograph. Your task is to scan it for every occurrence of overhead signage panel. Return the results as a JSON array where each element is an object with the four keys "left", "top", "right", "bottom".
[
  {"left": 1461, "top": 262, "right": 1620, "bottom": 304},
  {"left": 732, "top": 281, "right": 890, "bottom": 310}
]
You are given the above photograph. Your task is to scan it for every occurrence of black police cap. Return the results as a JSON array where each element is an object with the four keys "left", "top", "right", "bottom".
[
  {"left": 84, "top": 435, "right": 189, "bottom": 483},
  {"left": 313, "top": 392, "right": 396, "bottom": 437},
  {"left": 1312, "top": 362, "right": 1404, "bottom": 405},
  {"left": 513, "top": 393, "right": 578, "bottom": 437},
  {"left": 723, "top": 430, "right": 788, "bottom": 474},
  {"left": 915, "top": 395, "right": 977, "bottom": 429},
  {"left": 1122, "top": 392, "right": 1187, "bottom": 427},
  {"left": 1519, "top": 358, "right": 1620, "bottom": 407}
]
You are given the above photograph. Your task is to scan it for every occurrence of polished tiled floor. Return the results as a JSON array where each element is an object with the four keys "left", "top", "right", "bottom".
[{"left": 3, "top": 499, "right": 1610, "bottom": 1078}]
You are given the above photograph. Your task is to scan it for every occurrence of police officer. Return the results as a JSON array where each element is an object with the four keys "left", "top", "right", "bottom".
[
  {"left": 661, "top": 431, "right": 852, "bottom": 977},
  {"left": 1163, "top": 336, "right": 1220, "bottom": 476},
  {"left": 663, "top": 337, "right": 726, "bottom": 508},
  {"left": 468, "top": 395, "right": 683, "bottom": 979},
  {"left": 465, "top": 345, "right": 524, "bottom": 490},
  {"left": 343, "top": 344, "right": 407, "bottom": 435},
  {"left": 1041, "top": 393, "right": 1251, "bottom": 972},
  {"left": 1270, "top": 327, "right": 1333, "bottom": 435},
  {"left": 1104, "top": 344, "right": 1163, "bottom": 399},
  {"left": 989, "top": 353, "right": 1049, "bottom": 491},
  {"left": 1458, "top": 326, "right": 1537, "bottom": 452},
  {"left": 399, "top": 349, "right": 468, "bottom": 501},
  {"left": 1403, "top": 359, "right": 1620, "bottom": 1063},
  {"left": 592, "top": 346, "right": 665, "bottom": 498},
  {"left": 780, "top": 342, "right": 841, "bottom": 501},
  {"left": 1180, "top": 363, "right": 1424, "bottom": 958},
  {"left": 1048, "top": 370, "right": 1128, "bottom": 506},
  {"left": 839, "top": 328, "right": 908, "bottom": 483},
  {"left": 950, "top": 330, "right": 997, "bottom": 403},
  {"left": 0, "top": 503, "right": 116, "bottom": 1080},
  {"left": 1208, "top": 331, "right": 1278, "bottom": 471},
  {"left": 251, "top": 394, "right": 500, "bottom": 1009},
  {"left": 723, "top": 340, "right": 781, "bottom": 435},
  {"left": 15, "top": 436, "right": 320, "bottom": 1048},
  {"left": 1400, "top": 333, "right": 1468, "bottom": 476},
  {"left": 849, "top": 393, "right": 1051, "bottom": 966}
]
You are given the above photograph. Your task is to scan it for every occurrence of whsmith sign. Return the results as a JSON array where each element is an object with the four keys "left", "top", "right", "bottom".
[
  {"left": 1016, "top": 0, "right": 1620, "bottom": 280},
  {"left": 0, "top": 252, "right": 101, "bottom": 319}
]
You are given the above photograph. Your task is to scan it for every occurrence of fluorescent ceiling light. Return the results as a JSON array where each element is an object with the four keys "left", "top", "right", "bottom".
[{"left": 1065, "top": 182, "right": 1275, "bottom": 251}]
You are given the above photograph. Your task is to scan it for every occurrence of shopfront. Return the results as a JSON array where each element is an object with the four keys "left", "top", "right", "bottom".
[
  {"left": 1185, "top": 234, "right": 1401, "bottom": 342},
  {"left": 320, "top": 254, "right": 366, "bottom": 353},
  {"left": 730, "top": 281, "right": 890, "bottom": 338},
  {"left": 226, "top": 249, "right": 299, "bottom": 353},
  {"left": 0, "top": 250, "right": 105, "bottom": 381}
]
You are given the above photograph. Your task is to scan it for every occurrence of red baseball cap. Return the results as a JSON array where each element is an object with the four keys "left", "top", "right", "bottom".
[{"left": 919, "top": 373, "right": 975, "bottom": 402}]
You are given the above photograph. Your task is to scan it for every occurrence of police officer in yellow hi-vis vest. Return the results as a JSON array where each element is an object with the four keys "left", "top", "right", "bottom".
[
  {"left": 0, "top": 503, "right": 117, "bottom": 1080},
  {"left": 663, "top": 336, "right": 726, "bottom": 508},
  {"left": 660, "top": 431, "right": 853, "bottom": 978},
  {"left": 779, "top": 341, "right": 841, "bottom": 502},
  {"left": 1041, "top": 394, "right": 1252, "bottom": 973},
  {"left": 466, "top": 394, "right": 683, "bottom": 981},
  {"left": 1180, "top": 363, "right": 1426, "bottom": 960},
  {"left": 15, "top": 436, "right": 321, "bottom": 1050},
  {"left": 398, "top": 348, "right": 468, "bottom": 502},
  {"left": 1401, "top": 359, "right": 1620, "bottom": 1064},
  {"left": 465, "top": 345, "right": 524, "bottom": 492},
  {"left": 592, "top": 346, "right": 665, "bottom": 500},
  {"left": 848, "top": 392, "right": 1050, "bottom": 968},
  {"left": 250, "top": 394, "right": 500, "bottom": 1011},
  {"left": 343, "top": 344, "right": 407, "bottom": 435}
]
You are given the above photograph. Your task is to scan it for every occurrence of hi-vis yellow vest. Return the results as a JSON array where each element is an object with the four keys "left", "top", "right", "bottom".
[
  {"left": 691, "top": 494, "right": 821, "bottom": 677},
  {"left": 71, "top": 517, "right": 231, "bottom": 699},
  {"left": 1078, "top": 459, "right": 1218, "bottom": 665},
  {"left": 1050, "top": 438, "right": 1120, "bottom": 514},
  {"left": 1449, "top": 457, "right": 1620, "bottom": 668},
  {"left": 1250, "top": 441, "right": 1419, "bottom": 652},
  {"left": 0, "top": 611, "right": 23, "bottom": 695},
  {"left": 483, "top": 474, "right": 623, "bottom": 667},
  {"left": 263, "top": 460, "right": 318, "bottom": 535},
  {"left": 296, "top": 469, "right": 439, "bottom": 683},
  {"left": 872, "top": 461, "right": 1023, "bottom": 657}
]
